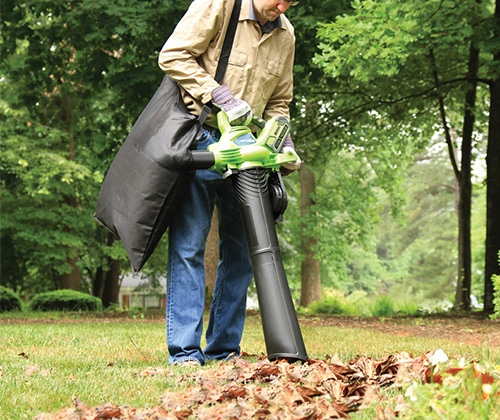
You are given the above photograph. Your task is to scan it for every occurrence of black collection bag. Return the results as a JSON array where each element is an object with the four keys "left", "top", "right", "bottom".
[
  {"left": 94, "top": 0, "right": 241, "bottom": 273},
  {"left": 94, "top": 75, "right": 202, "bottom": 273}
]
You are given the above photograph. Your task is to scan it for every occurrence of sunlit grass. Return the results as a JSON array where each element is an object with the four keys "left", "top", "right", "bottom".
[{"left": 0, "top": 313, "right": 498, "bottom": 419}]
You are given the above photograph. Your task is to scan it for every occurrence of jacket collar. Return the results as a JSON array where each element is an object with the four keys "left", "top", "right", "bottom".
[{"left": 243, "top": 0, "right": 283, "bottom": 33}]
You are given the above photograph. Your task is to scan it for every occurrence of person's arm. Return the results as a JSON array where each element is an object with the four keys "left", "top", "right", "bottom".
[
  {"left": 262, "top": 40, "right": 295, "bottom": 122},
  {"left": 264, "top": 39, "right": 300, "bottom": 174},
  {"left": 158, "top": 0, "right": 224, "bottom": 104}
]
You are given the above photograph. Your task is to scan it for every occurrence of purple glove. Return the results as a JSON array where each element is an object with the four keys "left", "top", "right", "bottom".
[
  {"left": 280, "top": 135, "right": 301, "bottom": 176},
  {"left": 212, "top": 85, "right": 252, "bottom": 126}
]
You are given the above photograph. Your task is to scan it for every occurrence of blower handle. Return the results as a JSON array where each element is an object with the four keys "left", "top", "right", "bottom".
[
  {"left": 190, "top": 113, "right": 265, "bottom": 170},
  {"left": 190, "top": 150, "right": 215, "bottom": 169}
]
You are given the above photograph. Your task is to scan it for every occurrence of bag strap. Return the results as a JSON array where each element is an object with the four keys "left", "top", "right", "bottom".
[{"left": 198, "top": 0, "right": 242, "bottom": 125}]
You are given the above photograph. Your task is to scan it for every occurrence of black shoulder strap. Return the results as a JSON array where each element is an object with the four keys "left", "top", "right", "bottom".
[{"left": 198, "top": 0, "right": 241, "bottom": 125}]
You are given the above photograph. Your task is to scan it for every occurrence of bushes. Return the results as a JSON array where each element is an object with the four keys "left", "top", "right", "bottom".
[
  {"left": 0, "top": 286, "right": 23, "bottom": 312},
  {"left": 370, "top": 295, "right": 395, "bottom": 317},
  {"left": 491, "top": 272, "right": 500, "bottom": 320},
  {"left": 302, "top": 291, "right": 423, "bottom": 317},
  {"left": 305, "top": 290, "right": 370, "bottom": 316},
  {"left": 307, "top": 293, "right": 354, "bottom": 316},
  {"left": 29, "top": 290, "right": 103, "bottom": 312}
]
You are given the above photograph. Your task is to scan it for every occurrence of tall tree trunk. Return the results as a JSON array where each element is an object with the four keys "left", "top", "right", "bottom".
[
  {"left": 58, "top": 95, "right": 81, "bottom": 291},
  {"left": 204, "top": 211, "right": 219, "bottom": 308},
  {"left": 484, "top": 0, "right": 500, "bottom": 314},
  {"left": 454, "top": 42, "right": 479, "bottom": 311},
  {"left": 299, "top": 164, "right": 321, "bottom": 307},
  {"left": 431, "top": 45, "right": 476, "bottom": 311}
]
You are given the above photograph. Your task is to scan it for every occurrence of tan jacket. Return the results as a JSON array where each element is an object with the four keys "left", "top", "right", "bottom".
[{"left": 158, "top": 0, "right": 295, "bottom": 128}]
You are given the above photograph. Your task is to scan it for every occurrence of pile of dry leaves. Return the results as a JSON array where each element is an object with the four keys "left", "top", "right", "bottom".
[
  {"left": 36, "top": 350, "right": 448, "bottom": 420},
  {"left": 36, "top": 350, "right": 500, "bottom": 419}
]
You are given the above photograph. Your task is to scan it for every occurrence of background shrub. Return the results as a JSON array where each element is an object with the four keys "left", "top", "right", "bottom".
[
  {"left": 396, "top": 300, "right": 421, "bottom": 316},
  {"left": 491, "top": 272, "right": 500, "bottom": 320},
  {"left": 29, "top": 289, "right": 103, "bottom": 312},
  {"left": 370, "top": 295, "right": 395, "bottom": 317},
  {"left": 0, "top": 286, "right": 23, "bottom": 312},
  {"left": 305, "top": 290, "right": 370, "bottom": 316}
]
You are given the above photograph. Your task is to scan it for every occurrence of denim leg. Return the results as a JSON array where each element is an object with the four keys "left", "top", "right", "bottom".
[
  {"left": 204, "top": 179, "right": 254, "bottom": 360},
  {"left": 166, "top": 130, "right": 220, "bottom": 365}
]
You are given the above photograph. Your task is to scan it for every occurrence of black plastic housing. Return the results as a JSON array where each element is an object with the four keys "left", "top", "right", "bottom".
[{"left": 232, "top": 168, "right": 308, "bottom": 362}]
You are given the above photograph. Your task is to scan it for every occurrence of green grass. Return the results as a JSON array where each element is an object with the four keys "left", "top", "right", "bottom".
[{"left": 0, "top": 313, "right": 499, "bottom": 419}]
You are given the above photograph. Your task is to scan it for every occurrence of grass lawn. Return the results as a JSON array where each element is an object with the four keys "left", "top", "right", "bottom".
[{"left": 0, "top": 312, "right": 499, "bottom": 419}]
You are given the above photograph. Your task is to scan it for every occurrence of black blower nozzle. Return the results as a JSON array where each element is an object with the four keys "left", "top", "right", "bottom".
[{"left": 232, "top": 167, "right": 308, "bottom": 362}]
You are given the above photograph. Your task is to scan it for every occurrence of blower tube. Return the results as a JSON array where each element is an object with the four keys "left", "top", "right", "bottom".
[{"left": 232, "top": 167, "right": 308, "bottom": 362}]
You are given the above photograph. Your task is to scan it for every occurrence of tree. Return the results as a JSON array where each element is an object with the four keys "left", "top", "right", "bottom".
[
  {"left": 286, "top": 0, "right": 354, "bottom": 306},
  {"left": 314, "top": 0, "right": 496, "bottom": 312},
  {"left": 1, "top": 0, "right": 191, "bottom": 301},
  {"left": 484, "top": 0, "right": 500, "bottom": 313}
]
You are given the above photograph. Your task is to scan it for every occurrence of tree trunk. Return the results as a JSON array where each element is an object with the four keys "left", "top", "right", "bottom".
[
  {"left": 93, "top": 266, "right": 105, "bottom": 299},
  {"left": 453, "top": 42, "right": 479, "bottom": 311},
  {"left": 204, "top": 211, "right": 219, "bottom": 308},
  {"left": 431, "top": 44, "right": 477, "bottom": 311},
  {"left": 299, "top": 164, "right": 321, "bottom": 307},
  {"left": 60, "top": 254, "right": 81, "bottom": 290},
  {"left": 58, "top": 95, "right": 81, "bottom": 291},
  {"left": 101, "top": 257, "right": 120, "bottom": 307},
  {"left": 484, "top": 0, "right": 500, "bottom": 313},
  {"left": 60, "top": 194, "right": 81, "bottom": 291},
  {"left": 96, "top": 232, "right": 121, "bottom": 307}
]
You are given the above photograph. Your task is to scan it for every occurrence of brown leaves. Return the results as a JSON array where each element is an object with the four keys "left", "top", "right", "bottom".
[
  {"left": 136, "top": 366, "right": 173, "bottom": 378},
  {"left": 32, "top": 351, "right": 448, "bottom": 420},
  {"left": 166, "top": 352, "right": 431, "bottom": 419},
  {"left": 24, "top": 365, "right": 54, "bottom": 377}
]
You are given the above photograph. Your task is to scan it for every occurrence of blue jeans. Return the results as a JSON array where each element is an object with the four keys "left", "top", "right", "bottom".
[{"left": 166, "top": 129, "right": 253, "bottom": 365}]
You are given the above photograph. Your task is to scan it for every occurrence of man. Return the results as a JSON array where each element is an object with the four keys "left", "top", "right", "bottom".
[{"left": 158, "top": 0, "right": 300, "bottom": 366}]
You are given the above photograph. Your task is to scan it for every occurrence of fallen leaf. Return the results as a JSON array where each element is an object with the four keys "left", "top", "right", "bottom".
[
  {"left": 137, "top": 366, "right": 173, "bottom": 377},
  {"left": 39, "top": 368, "right": 53, "bottom": 377},
  {"left": 96, "top": 404, "right": 121, "bottom": 419},
  {"left": 25, "top": 365, "right": 40, "bottom": 376}
]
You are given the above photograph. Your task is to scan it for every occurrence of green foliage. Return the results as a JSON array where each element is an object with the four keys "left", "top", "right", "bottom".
[
  {"left": 396, "top": 300, "right": 421, "bottom": 317},
  {"left": 1, "top": 0, "right": 192, "bottom": 293},
  {"left": 370, "top": 295, "right": 395, "bottom": 317},
  {"left": 301, "top": 290, "right": 424, "bottom": 317},
  {"left": 401, "top": 366, "right": 500, "bottom": 419},
  {"left": 492, "top": 273, "right": 500, "bottom": 320},
  {"left": 1, "top": 101, "right": 102, "bottom": 291},
  {"left": 303, "top": 290, "right": 370, "bottom": 316},
  {"left": 491, "top": 253, "right": 500, "bottom": 320},
  {"left": 307, "top": 294, "right": 353, "bottom": 316},
  {"left": 311, "top": 0, "right": 494, "bottom": 308},
  {"left": 29, "top": 289, "right": 103, "bottom": 312},
  {"left": 0, "top": 286, "right": 23, "bottom": 312}
]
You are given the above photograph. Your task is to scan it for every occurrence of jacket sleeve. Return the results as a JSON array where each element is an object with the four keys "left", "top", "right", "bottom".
[{"left": 158, "top": 0, "right": 224, "bottom": 104}]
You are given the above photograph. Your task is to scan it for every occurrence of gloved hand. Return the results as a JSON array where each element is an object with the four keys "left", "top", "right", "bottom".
[
  {"left": 212, "top": 85, "right": 252, "bottom": 126},
  {"left": 281, "top": 143, "right": 301, "bottom": 175}
]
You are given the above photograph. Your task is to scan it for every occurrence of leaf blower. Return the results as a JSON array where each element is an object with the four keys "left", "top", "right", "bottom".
[{"left": 191, "top": 112, "right": 308, "bottom": 363}]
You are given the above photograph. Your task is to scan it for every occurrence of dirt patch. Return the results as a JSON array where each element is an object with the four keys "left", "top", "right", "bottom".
[
  {"left": 1, "top": 310, "right": 499, "bottom": 347},
  {"left": 298, "top": 313, "right": 500, "bottom": 348}
]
